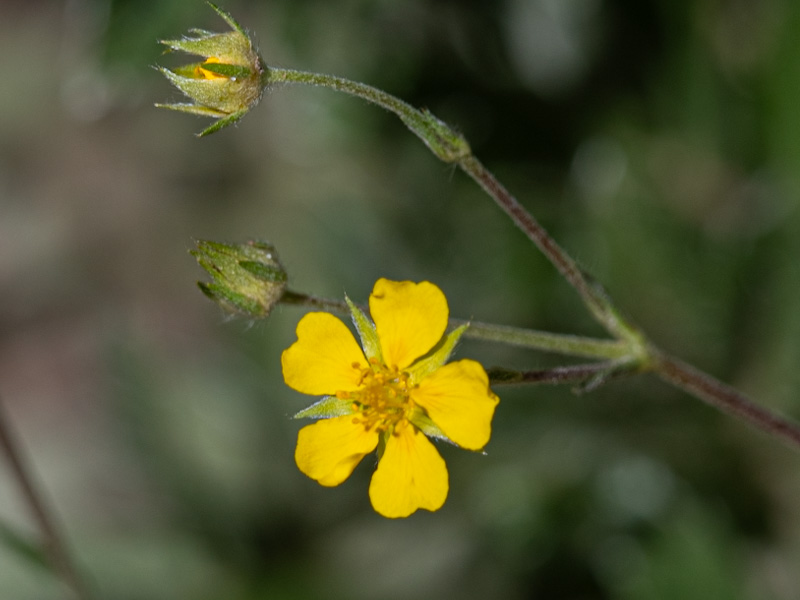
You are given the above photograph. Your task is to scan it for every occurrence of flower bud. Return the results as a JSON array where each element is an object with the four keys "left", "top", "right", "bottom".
[
  {"left": 156, "top": 3, "right": 268, "bottom": 136},
  {"left": 192, "top": 240, "right": 287, "bottom": 318}
]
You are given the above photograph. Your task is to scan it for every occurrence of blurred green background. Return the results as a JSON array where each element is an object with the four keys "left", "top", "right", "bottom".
[{"left": 1, "top": 0, "right": 800, "bottom": 598}]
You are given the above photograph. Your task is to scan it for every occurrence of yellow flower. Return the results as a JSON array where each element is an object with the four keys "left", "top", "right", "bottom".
[{"left": 282, "top": 278, "right": 499, "bottom": 518}]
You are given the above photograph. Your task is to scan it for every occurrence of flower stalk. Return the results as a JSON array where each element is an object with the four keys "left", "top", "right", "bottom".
[
  {"left": 279, "top": 289, "right": 631, "bottom": 361},
  {"left": 266, "top": 69, "right": 471, "bottom": 162}
]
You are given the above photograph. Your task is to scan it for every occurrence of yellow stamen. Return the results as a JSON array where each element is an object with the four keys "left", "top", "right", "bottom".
[{"left": 342, "top": 364, "right": 417, "bottom": 434}]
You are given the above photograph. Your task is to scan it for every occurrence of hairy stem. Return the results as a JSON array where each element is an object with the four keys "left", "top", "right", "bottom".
[
  {"left": 280, "top": 290, "right": 629, "bottom": 360},
  {"left": 457, "top": 156, "right": 636, "bottom": 341},
  {"left": 0, "top": 396, "right": 91, "bottom": 599},
  {"left": 267, "top": 68, "right": 458, "bottom": 159},
  {"left": 488, "top": 361, "right": 623, "bottom": 386},
  {"left": 652, "top": 352, "right": 800, "bottom": 450}
]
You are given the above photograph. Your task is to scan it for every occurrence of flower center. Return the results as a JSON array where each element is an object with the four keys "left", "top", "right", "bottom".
[{"left": 337, "top": 360, "right": 415, "bottom": 434}]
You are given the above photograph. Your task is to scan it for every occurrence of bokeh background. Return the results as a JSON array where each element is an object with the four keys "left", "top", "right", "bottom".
[{"left": 2, "top": 0, "right": 800, "bottom": 598}]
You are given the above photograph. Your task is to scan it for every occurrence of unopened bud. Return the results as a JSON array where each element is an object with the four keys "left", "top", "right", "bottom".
[
  {"left": 192, "top": 240, "right": 287, "bottom": 318},
  {"left": 156, "top": 3, "right": 268, "bottom": 136}
]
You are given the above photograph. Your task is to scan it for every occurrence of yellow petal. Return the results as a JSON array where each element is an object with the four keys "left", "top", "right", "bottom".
[
  {"left": 369, "top": 279, "right": 448, "bottom": 370},
  {"left": 282, "top": 312, "right": 366, "bottom": 395},
  {"left": 295, "top": 416, "right": 379, "bottom": 487},
  {"left": 368, "top": 426, "right": 449, "bottom": 518},
  {"left": 412, "top": 359, "right": 499, "bottom": 451}
]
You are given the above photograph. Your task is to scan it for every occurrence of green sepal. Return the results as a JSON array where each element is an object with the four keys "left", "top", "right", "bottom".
[
  {"left": 407, "top": 323, "right": 469, "bottom": 384},
  {"left": 200, "top": 62, "right": 252, "bottom": 79},
  {"left": 346, "top": 295, "right": 383, "bottom": 363},
  {"left": 197, "top": 108, "right": 249, "bottom": 136},
  {"left": 197, "top": 281, "right": 263, "bottom": 316},
  {"left": 408, "top": 409, "right": 455, "bottom": 446},
  {"left": 207, "top": 2, "right": 247, "bottom": 37},
  {"left": 294, "top": 396, "right": 358, "bottom": 420},
  {"left": 239, "top": 260, "right": 288, "bottom": 282},
  {"left": 159, "top": 33, "right": 227, "bottom": 58},
  {"left": 243, "top": 240, "right": 281, "bottom": 256},
  {"left": 157, "top": 66, "right": 250, "bottom": 113},
  {"left": 160, "top": 31, "right": 250, "bottom": 65},
  {"left": 154, "top": 102, "right": 227, "bottom": 118},
  {"left": 169, "top": 63, "right": 206, "bottom": 78}
]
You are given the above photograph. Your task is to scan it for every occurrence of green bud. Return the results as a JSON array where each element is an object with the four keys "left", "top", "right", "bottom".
[
  {"left": 156, "top": 3, "right": 268, "bottom": 136},
  {"left": 192, "top": 240, "right": 287, "bottom": 318}
]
